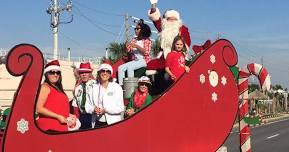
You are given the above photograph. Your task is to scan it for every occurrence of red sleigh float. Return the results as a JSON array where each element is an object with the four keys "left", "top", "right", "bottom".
[{"left": 1, "top": 39, "right": 239, "bottom": 152}]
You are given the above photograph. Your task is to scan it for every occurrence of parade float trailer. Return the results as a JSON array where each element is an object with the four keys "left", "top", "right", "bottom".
[{"left": 0, "top": 39, "right": 270, "bottom": 152}]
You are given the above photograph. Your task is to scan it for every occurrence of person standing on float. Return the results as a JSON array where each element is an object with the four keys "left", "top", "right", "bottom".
[
  {"left": 87, "top": 63, "right": 124, "bottom": 127},
  {"left": 147, "top": 2, "right": 191, "bottom": 70},
  {"left": 71, "top": 62, "right": 95, "bottom": 129},
  {"left": 37, "top": 60, "right": 77, "bottom": 132}
]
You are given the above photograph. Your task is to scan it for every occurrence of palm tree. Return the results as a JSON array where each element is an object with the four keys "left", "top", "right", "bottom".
[
  {"left": 249, "top": 83, "right": 260, "bottom": 93},
  {"left": 106, "top": 42, "right": 126, "bottom": 64},
  {"left": 271, "top": 84, "right": 286, "bottom": 112},
  {"left": 151, "top": 39, "right": 161, "bottom": 57}
]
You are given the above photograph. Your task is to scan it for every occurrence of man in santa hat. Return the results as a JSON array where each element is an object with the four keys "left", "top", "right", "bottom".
[
  {"left": 147, "top": 5, "right": 191, "bottom": 69},
  {"left": 71, "top": 62, "right": 95, "bottom": 129}
]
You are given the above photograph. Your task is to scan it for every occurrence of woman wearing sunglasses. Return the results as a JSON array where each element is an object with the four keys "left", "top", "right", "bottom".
[
  {"left": 126, "top": 76, "right": 152, "bottom": 117},
  {"left": 86, "top": 63, "right": 124, "bottom": 127},
  {"left": 36, "top": 60, "right": 78, "bottom": 132},
  {"left": 118, "top": 19, "right": 152, "bottom": 86}
]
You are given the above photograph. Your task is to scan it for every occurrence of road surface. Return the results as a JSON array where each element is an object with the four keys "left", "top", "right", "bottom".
[{"left": 223, "top": 118, "right": 289, "bottom": 152}]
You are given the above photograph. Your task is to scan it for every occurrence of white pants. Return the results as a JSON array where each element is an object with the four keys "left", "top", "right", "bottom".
[{"left": 118, "top": 58, "right": 146, "bottom": 85}]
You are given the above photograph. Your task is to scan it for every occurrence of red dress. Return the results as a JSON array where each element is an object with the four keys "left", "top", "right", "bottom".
[
  {"left": 165, "top": 50, "right": 186, "bottom": 80},
  {"left": 37, "top": 85, "right": 69, "bottom": 132}
]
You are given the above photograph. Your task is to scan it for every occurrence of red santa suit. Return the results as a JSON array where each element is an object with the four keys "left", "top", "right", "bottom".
[{"left": 147, "top": 8, "right": 191, "bottom": 70}]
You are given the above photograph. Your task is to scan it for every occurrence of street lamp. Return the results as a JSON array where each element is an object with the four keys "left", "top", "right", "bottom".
[
  {"left": 67, "top": 47, "right": 71, "bottom": 61},
  {"left": 105, "top": 48, "right": 109, "bottom": 59}
]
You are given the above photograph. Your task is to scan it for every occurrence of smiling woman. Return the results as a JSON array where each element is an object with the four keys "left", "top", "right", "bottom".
[
  {"left": 126, "top": 76, "right": 152, "bottom": 117},
  {"left": 36, "top": 60, "right": 79, "bottom": 132},
  {"left": 85, "top": 63, "right": 125, "bottom": 128}
]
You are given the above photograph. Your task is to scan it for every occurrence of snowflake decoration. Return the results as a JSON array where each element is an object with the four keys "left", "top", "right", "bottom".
[
  {"left": 200, "top": 74, "right": 205, "bottom": 84},
  {"left": 212, "top": 92, "right": 218, "bottom": 103},
  {"left": 221, "top": 76, "right": 227, "bottom": 86},
  {"left": 17, "top": 118, "right": 29, "bottom": 134},
  {"left": 209, "top": 71, "right": 219, "bottom": 87},
  {"left": 210, "top": 54, "right": 216, "bottom": 64}
]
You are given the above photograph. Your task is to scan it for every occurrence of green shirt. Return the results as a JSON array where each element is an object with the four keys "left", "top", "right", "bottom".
[{"left": 127, "top": 91, "right": 152, "bottom": 112}]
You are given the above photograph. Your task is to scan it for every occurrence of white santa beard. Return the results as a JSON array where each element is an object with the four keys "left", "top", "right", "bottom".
[{"left": 160, "top": 19, "right": 182, "bottom": 58}]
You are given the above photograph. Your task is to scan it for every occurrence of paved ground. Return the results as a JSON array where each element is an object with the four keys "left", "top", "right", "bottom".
[{"left": 224, "top": 112, "right": 289, "bottom": 152}]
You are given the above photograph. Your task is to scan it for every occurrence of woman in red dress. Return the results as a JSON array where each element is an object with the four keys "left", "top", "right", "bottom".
[{"left": 36, "top": 60, "right": 76, "bottom": 132}]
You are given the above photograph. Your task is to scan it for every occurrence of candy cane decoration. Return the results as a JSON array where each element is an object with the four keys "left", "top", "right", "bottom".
[{"left": 238, "top": 63, "right": 271, "bottom": 152}]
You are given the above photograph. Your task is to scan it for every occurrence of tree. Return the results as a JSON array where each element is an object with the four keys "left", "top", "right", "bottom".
[
  {"left": 0, "top": 56, "right": 6, "bottom": 65},
  {"left": 106, "top": 42, "right": 126, "bottom": 64},
  {"left": 271, "top": 84, "right": 286, "bottom": 112},
  {"left": 272, "top": 84, "right": 283, "bottom": 90},
  {"left": 151, "top": 39, "right": 161, "bottom": 57},
  {"left": 249, "top": 83, "right": 260, "bottom": 93}
]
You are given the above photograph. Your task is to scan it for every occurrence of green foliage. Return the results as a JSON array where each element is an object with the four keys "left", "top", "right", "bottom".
[
  {"left": 151, "top": 39, "right": 161, "bottom": 57},
  {"left": 106, "top": 42, "right": 126, "bottom": 64},
  {"left": 272, "top": 84, "right": 283, "bottom": 90},
  {"left": 249, "top": 84, "right": 260, "bottom": 93}
]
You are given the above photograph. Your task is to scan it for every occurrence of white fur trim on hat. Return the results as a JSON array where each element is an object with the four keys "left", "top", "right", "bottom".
[
  {"left": 148, "top": 8, "right": 161, "bottom": 21},
  {"left": 138, "top": 76, "right": 152, "bottom": 85},
  {"left": 78, "top": 68, "right": 92, "bottom": 72},
  {"left": 67, "top": 117, "right": 81, "bottom": 131},
  {"left": 44, "top": 65, "right": 61, "bottom": 74},
  {"left": 164, "top": 10, "right": 180, "bottom": 20},
  {"left": 149, "top": 0, "right": 158, "bottom": 4},
  {"left": 98, "top": 63, "right": 113, "bottom": 74}
]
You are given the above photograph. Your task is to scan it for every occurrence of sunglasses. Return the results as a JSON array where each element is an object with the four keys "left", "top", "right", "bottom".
[
  {"left": 138, "top": 82, "right": 150, "bottom": 87},
  {"left": 79, "top": 71, "right": 91, "bottom": 74},
  {"left": 48, "top": 70, "right": 61, "bottom": 75},
  {"left": 134, "top": 27, "right": 141, "bottom": 31},
  {"left": 99, "top": 69, "right": 111, "bottom": 74}
]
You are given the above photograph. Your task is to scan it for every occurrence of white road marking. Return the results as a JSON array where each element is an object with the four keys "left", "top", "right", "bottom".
[{"left": 266, "top": 134, "right": 279, "bottom": 139}]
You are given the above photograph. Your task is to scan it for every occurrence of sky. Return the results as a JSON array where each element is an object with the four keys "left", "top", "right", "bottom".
[{"left": 0, "top": 0, "right": 289, "bottom": 88}]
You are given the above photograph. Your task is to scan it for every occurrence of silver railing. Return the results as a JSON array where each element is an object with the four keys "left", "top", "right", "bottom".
[{"left": 0, "top": 49, "right": 103, "bottom": 65}]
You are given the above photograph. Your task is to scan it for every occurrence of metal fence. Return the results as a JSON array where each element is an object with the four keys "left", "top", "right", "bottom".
[{"left": 0, "top": 49, "right": 103, "bottom": 65}]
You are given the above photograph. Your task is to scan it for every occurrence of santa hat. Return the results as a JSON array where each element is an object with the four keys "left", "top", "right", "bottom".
[
  {"left": 164, "top": 9, "right": 180, "bottom": 20},
  {"left": 97, "top": 63, "right": 113, "bottom": 74},
  {"left": 138, "top": 76, "right": 152, "bottom": 85},
  {"left": 44, "top": 60, "right": 61, "bottom": 74},
  {"left": 78, "top": 62, "right": 93, "bottom": 73}
]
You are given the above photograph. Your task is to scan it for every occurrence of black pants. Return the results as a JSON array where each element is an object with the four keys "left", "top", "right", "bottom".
[
  {"left": 79, "top": 113, "right": 92, "bottom": 130},
  {"left": 94, "top": 120, "right": 108, "bottom": 128}
]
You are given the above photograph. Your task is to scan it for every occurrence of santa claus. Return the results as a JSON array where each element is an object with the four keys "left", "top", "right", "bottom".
[{"left": 148, "top": 7, "right": 191, "bottom": 59}]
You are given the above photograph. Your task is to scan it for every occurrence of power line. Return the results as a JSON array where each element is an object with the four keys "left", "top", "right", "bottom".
[
  {"left": 73, "top": 6, "right": 121, "bottom": 28},
  {"left": 47, "top": 0, "right": 73, "bottom": 59},
  {"left": 115, "top": 23, "right": 125, "bottom": 42},
  {"left": 73, "top": 6, "right": 118, "bottom": 36},
  {"left": 73, "top": 1, "right": 123, "bottom": 17}
]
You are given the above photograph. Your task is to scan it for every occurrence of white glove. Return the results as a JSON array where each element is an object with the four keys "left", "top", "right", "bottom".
[
  {"left": 67, "top": 116, "right": 81, "bottom": 131},
  {"left": 150, "top": 0, "right": 158, "bottom": 4}
]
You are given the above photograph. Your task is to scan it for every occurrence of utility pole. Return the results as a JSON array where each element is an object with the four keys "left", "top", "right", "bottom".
[
  {"left": 124, "top": 13, "right": 129, "bottom": 42},
  {"left": 47, "top": 0, "right": 73, "bottom": 60}
]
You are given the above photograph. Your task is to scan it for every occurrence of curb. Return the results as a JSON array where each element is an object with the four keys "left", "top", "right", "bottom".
[{"left": 233, "top": 113, "right": 289, "bottom": 128}]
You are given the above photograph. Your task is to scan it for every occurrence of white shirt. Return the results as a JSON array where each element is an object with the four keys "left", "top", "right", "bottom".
[
  {"left": 72, "top": 79, "right": 95, "bottom": 113},
  {"left": 86, "top": 81, "right": 124, "bottom": 125}
]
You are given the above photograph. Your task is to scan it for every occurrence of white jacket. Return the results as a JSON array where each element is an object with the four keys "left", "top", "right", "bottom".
[
  {"left": 72, "top": 79, "right": 95, "bottom": 113},
  {"left": 86, "top": 82, "right": 124, "bottom": 125}
]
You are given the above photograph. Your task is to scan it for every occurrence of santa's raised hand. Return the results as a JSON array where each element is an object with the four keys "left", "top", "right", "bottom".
[{"left": 150, "top": 0, "right": 158, "bottom": 12}]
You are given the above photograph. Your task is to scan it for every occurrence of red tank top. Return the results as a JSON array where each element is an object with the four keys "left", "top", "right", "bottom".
[{"left": 37, "top": 84, "right": 69, "bottom": 132}]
